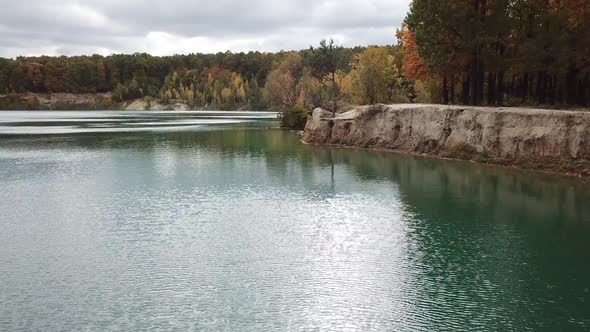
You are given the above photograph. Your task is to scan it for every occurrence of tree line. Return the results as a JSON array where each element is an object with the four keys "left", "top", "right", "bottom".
[
  {"left": 1, "top": 0, "right": 587, "bottom": 115},
  {"left": 0, "top": 52, "right": 277, "bottom": 107},
  {"left": 0, "top": 44, "right": 418, "bottom": 118}
]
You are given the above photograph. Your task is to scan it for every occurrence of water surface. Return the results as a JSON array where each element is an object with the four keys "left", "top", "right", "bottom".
[{"left": 0, "top": 111, "right": 589, "bottom": 331}]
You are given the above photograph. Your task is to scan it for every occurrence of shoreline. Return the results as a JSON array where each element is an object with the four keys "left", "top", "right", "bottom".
[
  {"left": 303, "top": 104, "right": 590, "bottom": 179},
  {"left": 302, "top": 139, "right": 590, "bottom": 180},
  {"left": 0, "top": 93, "right": 254, "bottom": 112}
]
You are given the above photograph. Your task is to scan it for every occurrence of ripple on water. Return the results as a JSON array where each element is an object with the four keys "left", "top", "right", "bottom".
[{"left": 0, "top": 116, "right": 589, "bottom": 331}]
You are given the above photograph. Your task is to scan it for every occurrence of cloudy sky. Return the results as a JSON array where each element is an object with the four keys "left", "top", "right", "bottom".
[{"left": 0, "top": 0, "right": 411, "bottom": 58}]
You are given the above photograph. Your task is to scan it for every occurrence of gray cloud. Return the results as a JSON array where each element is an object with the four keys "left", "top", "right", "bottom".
[{"left": 0, "top": 0, "right": 410, "bottom": 57}]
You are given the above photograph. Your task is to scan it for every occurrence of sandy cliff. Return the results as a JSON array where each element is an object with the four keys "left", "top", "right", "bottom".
[
  {"left": 0, "top": 93, "right": 194, "bottom": 111},
  {"left": 0, "top": 93, "right": 116, "bottom": 110},
  {"left": 303, "top": 104, "right": 590, "bottom": 176}
]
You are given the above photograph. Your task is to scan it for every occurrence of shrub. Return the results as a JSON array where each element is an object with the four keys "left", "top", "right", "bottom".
[
  {"left": 144, "top": 96, "right": 152, "bottom": 111},
  {"left": 280, "top": 106, "right": 311, "bottom": 130}
]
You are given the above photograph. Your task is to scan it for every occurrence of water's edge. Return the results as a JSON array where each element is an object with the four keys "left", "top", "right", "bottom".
[{"left": 304, "top": 104, "right": 590, "bottom": 178}]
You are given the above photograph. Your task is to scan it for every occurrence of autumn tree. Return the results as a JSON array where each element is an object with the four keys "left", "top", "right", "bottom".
[
  {"left": 24, "top": 62, "right": 44, "bottom": 92},
  {"left": 0, "top": 58, "right": 11, "bottom": 93},
  {"left": 349, "top": 47, "right": 395, "bottom": 104},
  {"left": 297, "top": 69, "right": 323, "bottom": 109},
  {"left": 264, "top": 53, "right": 304, "bottom": 109},
  {"left": 44, "top": 59, "right": 67, "bottom": 93},
  {"left": 399, "top": 28, "right": 427, "bottom": 81},
  {"left": 96, "top": 62, "right": 109, "bottom": 92}
]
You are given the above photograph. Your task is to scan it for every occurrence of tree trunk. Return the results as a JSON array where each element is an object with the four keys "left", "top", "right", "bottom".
[
  {"left": 450, "top": 75, "right": 456, "bottom": 104},
  {"left": 470, "top": 56, "right": 478, "bottom": 105},
  {"left": 463, "top": 74, "right": 471, "bottom": 105},
  {"left": 497, "top": 71, "right": 505, "bottom": 105},
  {"left": 522, "top": 72, "right": 529, "bottom": 102},
  {"left": 478, "top": 61, "right": 485, "bottom": 105},
  {"left": 550, "top": 75, "right": 556, "bottom": 105},
  {"left": 442, "top": 75, "right": 449, "bottom": 104},
  {"left": 582, "top": 73, "right": 589, "bottom": 106},
  {"left": 487, "top": 72, "right": 496, "bottom": 105},
  {"left": 566, "top": 67, "right": 577, "bottom": 106},
  {"left": 331, "top": 72, "right": 336, "bottom": 117},
  {"left": 535, "top": 71, "right": 545, "bottom": 104}
]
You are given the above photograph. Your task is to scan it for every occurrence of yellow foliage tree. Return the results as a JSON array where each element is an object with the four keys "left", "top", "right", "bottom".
[
  {"left": 264, "top": 52, "right": 304, "bottom": 108},
  {"left": 349, "top": 47, "right": 394, "bottom": 104},
  {"left": 237, "top": 85, "right": 246, "bottom": 102},
  {"left": 221, "top": 87, "right": 233, "bottom": 103}
]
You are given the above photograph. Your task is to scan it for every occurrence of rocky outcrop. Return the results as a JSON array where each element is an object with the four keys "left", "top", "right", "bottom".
[
  {"left": 0, "top": 93, "right": 198, "bottom": 111},
  {"left": 0, "top": 93, "right": 116, "bottom": 110},
  {"left": 122, "top": 99, "right": 167, "bottom": 111},
  {"left": 303, "top": 104, "right": 590, "bottom": 177},
  {"left": 0, "top": 93, "right": 249, "bottom": 111}
]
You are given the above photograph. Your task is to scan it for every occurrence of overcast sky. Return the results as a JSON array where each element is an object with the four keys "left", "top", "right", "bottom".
[{"left": 0, "top": 0, "right": 411, "bottom": 58}]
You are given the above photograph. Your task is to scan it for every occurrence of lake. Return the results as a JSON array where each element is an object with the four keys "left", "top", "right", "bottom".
[{"left": 0, "top": 111, "right": 589, "bottom": 331}]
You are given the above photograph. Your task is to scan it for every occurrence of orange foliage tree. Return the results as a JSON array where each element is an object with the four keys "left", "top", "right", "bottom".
[{"left": 399, "top": 28, "right": 428, "bottom": 81}]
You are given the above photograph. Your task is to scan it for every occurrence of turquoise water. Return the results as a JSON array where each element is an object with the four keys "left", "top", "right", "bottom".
[{"left": 0, "top": 111, "right": 589, "bottom": 331}]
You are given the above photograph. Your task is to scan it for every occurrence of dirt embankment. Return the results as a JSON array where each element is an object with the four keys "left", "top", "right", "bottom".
[
  {"left": 121, "top": 99, "right": 190, "bottom": 111},
  {"left": 0, "top": 93, "right": 117, "bottom": 110},
  {"left": 0, "top": 93, "right": 194, "bottom": 111},
  {"left": 303, "top": 104, "right": 590, "bottom": 177}
]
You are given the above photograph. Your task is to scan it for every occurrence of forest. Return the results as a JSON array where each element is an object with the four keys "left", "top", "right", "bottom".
[
  {"left": 405, "top": 0, "right": 590, "bottom": 107},
  {"left": 0, "top": 0, "right": 588, "bottom": 120}
]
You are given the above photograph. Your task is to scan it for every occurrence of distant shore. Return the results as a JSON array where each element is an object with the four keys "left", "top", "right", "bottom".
[{"left": 0, "top": 93, "right": 253, "bottom": 111}]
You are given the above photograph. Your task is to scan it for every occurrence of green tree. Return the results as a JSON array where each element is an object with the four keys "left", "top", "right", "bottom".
[
  {"left": 304, "top": 39, "right": 348, "bottom": 116},
  {"left": 113, "top": 83, "right": 126, "bottom": 102},
  {"left": 144, "top": 96, "right": 153, "bottom": 111},
  {"left": 279, "top": 106, "right": 310, "bottom": 130},
  {"left": 9, "top": 65, "right": 26, "bottom": 93},
  {"left": 404, "top": 0, "right": 590, "bottom": 106}
]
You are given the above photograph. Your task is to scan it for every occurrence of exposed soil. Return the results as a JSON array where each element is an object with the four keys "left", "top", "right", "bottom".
[{"left": 303, "top": 104, "right": 590, "bottom": 178}]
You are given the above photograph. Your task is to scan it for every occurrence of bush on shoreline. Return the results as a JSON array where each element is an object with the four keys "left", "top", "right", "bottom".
[{"left": 279, "top": 106, "right": 310, "bottom": 130}]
